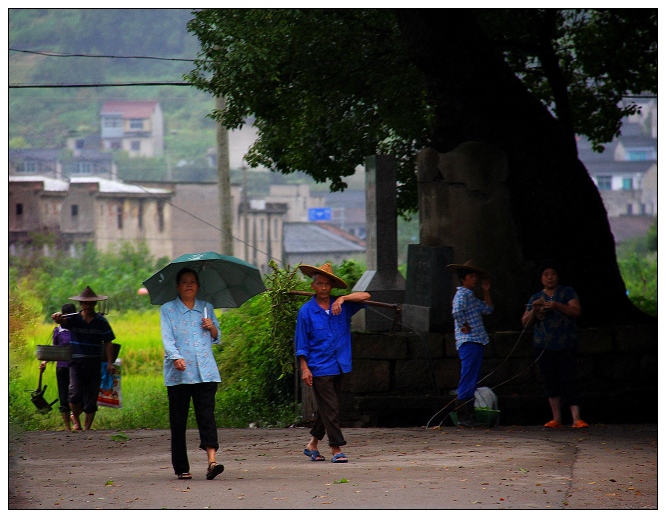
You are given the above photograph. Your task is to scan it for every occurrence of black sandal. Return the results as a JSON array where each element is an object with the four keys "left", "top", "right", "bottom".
[
  {"left": 177, "top": 473, "right": 192, "bottom": 480},
  {"left": 206, "top": 462, "right": 224, "bottom": 480}
]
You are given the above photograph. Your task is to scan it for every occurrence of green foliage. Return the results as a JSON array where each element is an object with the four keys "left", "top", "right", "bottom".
[
  {"left": 614, "top": 218, "right": 657, "bottom": 317},
  {"left": 9, "top": 240, "right": 168, "bottom": 317},
  {"left": 646, "top": 218, "right": 657, "bottom": 252},
  {"left": 336, "top": 259, "right": 366, "bottom": 291},
  {"left": 265, "top": 261, "right": 310, "bottom": 377},
  {"left": 618, "top": 253, "right": 657, "bottom": 317}
]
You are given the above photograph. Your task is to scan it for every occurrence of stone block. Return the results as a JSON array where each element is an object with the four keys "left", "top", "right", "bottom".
[
  {"left": 404, "top": 245, "right": 453, "bottom": 333},
  {"left": 613, "top": 325, "right": 658, "bottom": 354},
  {"left": 345, "top": 359, "right": 390, "bottom": 392},
  {"left": 407, "top": 333, "right": 445, "bottom": 359},
  {"left": 639, "top": 354, "right": 658, "bottom": 380},
  {"left": 578, "top": 327, "right": 613, "bottom": 355},
  {"left": 352, "top": 332, "right": 409, "bottom": 360},
  {"left": 609, "top": 353, "right": 641, "bottom": 382},
  {"left": 394, "top": 359, "right": 435, "bottom": 391},
  {"left": 431, "top": 358, "right": 460, "bottom": 392},
  {"left": 401, "top": 304, "right": 431, "bottom": 334},
  {"left": 444, "top": 333, "right": 458, "bottom": 357},
  {"left": 492, "top": 330, "right": 533, "bottom": 358}
]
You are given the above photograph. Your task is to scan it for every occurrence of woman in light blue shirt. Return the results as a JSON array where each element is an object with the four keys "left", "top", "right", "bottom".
[{"left": 161, "top": 267, "right": 224, "bottom": 481}]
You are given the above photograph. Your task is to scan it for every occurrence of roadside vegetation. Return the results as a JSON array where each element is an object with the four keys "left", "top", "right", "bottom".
[
  {"left": 8, "top": 243, "right": 365, "bottom": 431},
  {"left": 615, "top": 218, "right": 658, "bottom": 317}
]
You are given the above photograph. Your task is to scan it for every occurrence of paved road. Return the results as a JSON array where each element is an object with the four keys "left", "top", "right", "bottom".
[{"left": 7, "top": 424, "right": 657, "bottom": 510}]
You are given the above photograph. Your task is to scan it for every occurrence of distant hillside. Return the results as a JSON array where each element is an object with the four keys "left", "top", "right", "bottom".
[
  {"left": 8, "top": 8, "right": 366, "bottom": 193},
  {"left": 9, "top": 8, "right": 216, "bottom": 166}
]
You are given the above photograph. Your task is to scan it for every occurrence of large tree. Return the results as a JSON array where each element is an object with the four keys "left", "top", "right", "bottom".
[{"left": 185, "top": 8, "right": 656, "bottom": 327}]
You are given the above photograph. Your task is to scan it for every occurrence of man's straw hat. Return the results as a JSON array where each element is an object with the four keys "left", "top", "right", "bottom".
[
  {"left": 298, "top": 262, "right": 348, "bottom": 289},
  {"left": 69, "top": 286, "right": 108, "bottom": 301},
  {"left": 445, "top": 260, "right": 490, "bottom": 279}
]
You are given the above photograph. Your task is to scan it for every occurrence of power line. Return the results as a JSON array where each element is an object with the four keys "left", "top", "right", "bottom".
[
  {"left": 9, "top": 82, "right": 192, "bottom": 89},
  {"left": 9, "top": 47, "right": 198, "bottom": 62}
]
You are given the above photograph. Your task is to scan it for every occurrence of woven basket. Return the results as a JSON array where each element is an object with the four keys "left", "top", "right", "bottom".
[{"left": 36, "top": 345, "right": 73, "bottom": 361}]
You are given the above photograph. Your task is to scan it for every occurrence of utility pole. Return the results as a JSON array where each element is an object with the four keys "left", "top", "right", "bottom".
[
  {"left": 216, "top": 95, "right": 233, "bottom": 256},
  {"left": 241, "top": 163, "right": 249, "bottom": 262}
]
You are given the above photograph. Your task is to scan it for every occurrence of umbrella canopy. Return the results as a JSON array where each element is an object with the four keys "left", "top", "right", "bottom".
[{"left": 143, "top": 252, "right": 267, "bottom": 308}]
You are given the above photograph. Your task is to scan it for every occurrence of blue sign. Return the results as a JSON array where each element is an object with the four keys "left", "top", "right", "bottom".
[{"left": 308, "top": 207, "right": 332, "bottom": 221}]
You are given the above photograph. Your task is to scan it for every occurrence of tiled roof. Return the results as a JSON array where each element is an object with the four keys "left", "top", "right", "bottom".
[
  {"left": 9, "top": 148, "right": 60, "bottom": 161},
  {"left": 10, "top": 175, "right": 170, "bottom": 195},
  {"left": 9, "top": 175, "right": 69, "bottom": 191},
  {"left": 70, "top": 176, "right": 171, "bottom": 194},
  {"left": 283, "top": 222, "right": 366, "bottom": 254},
  {"left": 585, "top": 161, "right": 656, "bottom": 175},
  {"left": 100, "top": 101, "right": 159, "bottom": 118}
]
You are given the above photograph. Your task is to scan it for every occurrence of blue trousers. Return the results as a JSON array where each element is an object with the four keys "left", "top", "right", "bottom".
[{"left": 457, "top": 342, "right": 485, "bottom": 402}]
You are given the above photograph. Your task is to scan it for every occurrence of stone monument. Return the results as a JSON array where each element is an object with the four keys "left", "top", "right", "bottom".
[
  {"left": 402, "top": 142, "right": 528, "bottom": 332},
  {"left": 353, "top": 155, "right": 406, "bottom": 331}
]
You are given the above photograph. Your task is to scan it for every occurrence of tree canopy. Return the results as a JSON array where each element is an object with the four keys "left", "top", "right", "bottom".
[
  {"left": 185, "top": 8, "right": 656, "bottom": 217},
  {"left": 186, "top": 8, "right": 657, "bottom": 327}
]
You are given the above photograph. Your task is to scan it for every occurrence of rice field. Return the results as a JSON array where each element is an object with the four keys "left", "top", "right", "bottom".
[{"left": 12, "top": 309, "right": 173, "bottom": 431}]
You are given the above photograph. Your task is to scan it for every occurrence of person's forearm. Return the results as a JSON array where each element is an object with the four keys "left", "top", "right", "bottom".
[
  {"left": 105, "top": 342, "right": 114, "bottom": 364},
  {"left": 340, "top": 291, "right": 371, "bottom": 303},
  {"left": 556, "top": 301, "right": 581, "bottom": 318}
]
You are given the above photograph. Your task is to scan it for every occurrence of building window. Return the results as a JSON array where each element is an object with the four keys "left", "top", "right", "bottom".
[
  {"left": 111, "top": 142, "right": 122, "bottom": 150},
  {"left": 74, "top": 162, "right": 92, "bottom": 174},
  {"left": 627, "top": 204, "right": 633, "bottom": 215},
  {"left": 622, "top": 177, "right": 633, "bottom": 190},
  {"left": 16, "top": 203, "right": 23, "bottom": 216},
  {"left": 640, "top": 203, "right": 647, "bottom": 215},
  {"left": 103, "top": 116, "right": 123, "bottom": 128},
  {"left": 131, "top": 141, "right": 141, "bottom": 151},
  {"left": 157, "top": 202, "right": 164, "bottom": 232},
  {"left": 117, "top": 205, "right": 124, "bottom": 229},
  {"left": 17, "top": 161, "right": 37, "bottom": 173},
  {"left": 625, "top": 147, "right": 656, "bottom": 161},
  {"left": 129, "top": 119, "right": 144, "bottom": 129},
  {"left": 75, "top": 139, "right": 85, "bottom": 149},
  {"left": 596, "top": 176, "right": 612, "bottom": 191},
  {"left": 71, "top": 204, "right": 79, "bottom": 217}
]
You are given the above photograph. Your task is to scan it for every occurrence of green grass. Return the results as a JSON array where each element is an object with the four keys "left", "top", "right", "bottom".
[
  {"left": 10, "top": 308, "right": 301, "bottom": 431},
  {"left": 12, "top": 310, "right": 169, "bottom": 430}
]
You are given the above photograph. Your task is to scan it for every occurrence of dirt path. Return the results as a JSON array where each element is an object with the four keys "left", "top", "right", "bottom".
[{"left": 8, "top": 424, "right": 657, "bottom": 509}]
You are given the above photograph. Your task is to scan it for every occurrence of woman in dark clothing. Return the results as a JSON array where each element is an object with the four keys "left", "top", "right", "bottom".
[{"left": 522, "top": 260, "right": 588, "bottom": 429}]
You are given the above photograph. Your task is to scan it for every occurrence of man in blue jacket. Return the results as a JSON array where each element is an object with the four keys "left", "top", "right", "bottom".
[{"left": 295, "top": 263, "right": 370, "bottom": 464}]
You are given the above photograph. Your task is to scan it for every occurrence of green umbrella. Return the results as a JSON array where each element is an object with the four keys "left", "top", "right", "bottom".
[{"left": 142, "top": 252, "right": 267, "bottom": 308}]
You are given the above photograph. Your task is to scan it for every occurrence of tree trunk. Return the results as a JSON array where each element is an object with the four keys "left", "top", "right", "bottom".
[{"left": 396, "top": 9, "right": 651, "bottom": 327}]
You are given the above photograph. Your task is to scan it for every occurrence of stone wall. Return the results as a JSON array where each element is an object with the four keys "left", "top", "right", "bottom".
[{"left": 300, "top": 325, "right": 658, "bottom": 427}]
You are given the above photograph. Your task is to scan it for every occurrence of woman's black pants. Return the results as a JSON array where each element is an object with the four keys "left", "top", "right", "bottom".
[{"left": 167, "top": 382, "right": 219, "bottom": 475}]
